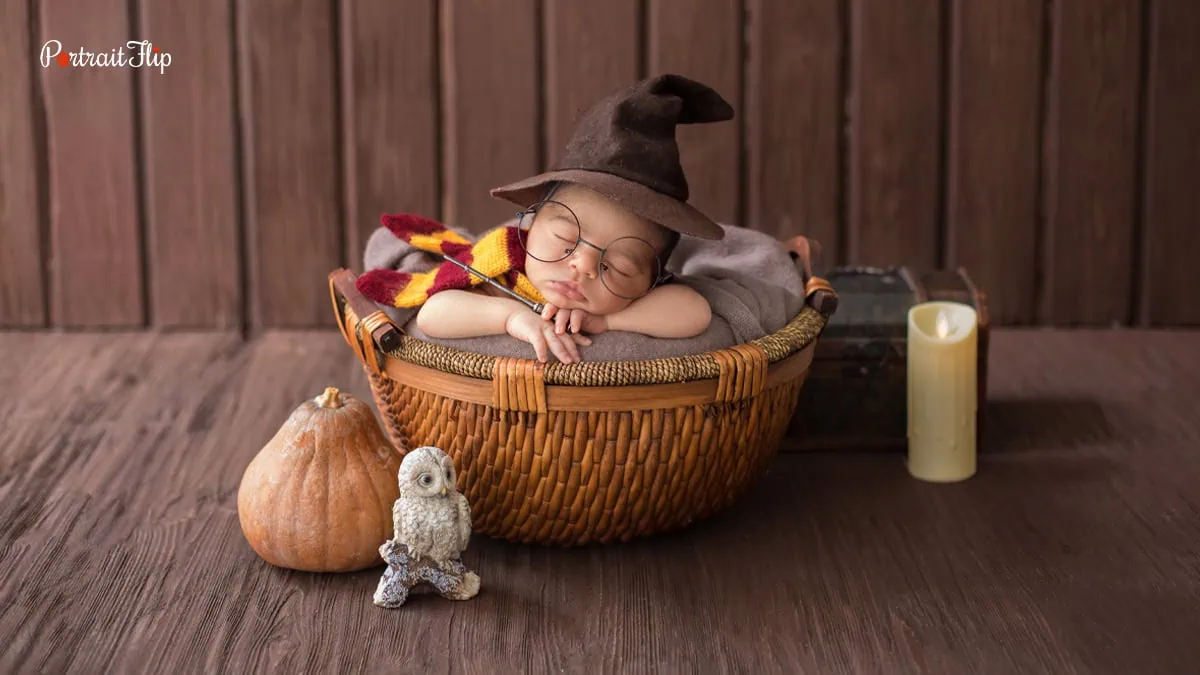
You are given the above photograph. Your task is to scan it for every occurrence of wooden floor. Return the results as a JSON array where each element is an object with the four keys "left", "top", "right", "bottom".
[{"left": 1, "top": 328, "right": 1198, "bottom": 674}]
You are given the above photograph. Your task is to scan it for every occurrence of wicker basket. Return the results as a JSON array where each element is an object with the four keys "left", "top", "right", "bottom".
[{"left": 328, "top": 239, "right": 837, "bottom": 546}]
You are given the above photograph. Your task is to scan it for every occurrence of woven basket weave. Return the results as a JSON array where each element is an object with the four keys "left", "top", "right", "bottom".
[{"left": 329, "top": 246, "right": 837, "bottom": 546}]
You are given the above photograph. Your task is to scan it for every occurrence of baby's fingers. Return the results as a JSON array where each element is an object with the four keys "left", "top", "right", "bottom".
[
  {"left": 528, "top": 331, "right": 549, "bottom": 363},
  {"left": 569, "top": 309, "right": 587, "bottom": 334},
  {"left": 541, "top": 304, "right": 559, "bottom": 321},
  {"left": 559, "top": 331, "right": 583, "bottom": 362},
  {"left": 554, "top": 310, "right": 571, "bottom": 335},
  {"left": 544, "top": 329, "right": 575, "bottom": 364}
]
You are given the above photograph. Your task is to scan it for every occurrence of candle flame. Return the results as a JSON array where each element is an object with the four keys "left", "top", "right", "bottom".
[{"left": 934, "top": 310, "right": 953, "bottom": 339}]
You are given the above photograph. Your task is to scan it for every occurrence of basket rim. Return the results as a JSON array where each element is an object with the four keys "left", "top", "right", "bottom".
[
  {"left": 342, "top": 302, "right": 831, "bottom": 388},
  {"left": 377, "top": 337, "right": 819, "bottom": 411}
]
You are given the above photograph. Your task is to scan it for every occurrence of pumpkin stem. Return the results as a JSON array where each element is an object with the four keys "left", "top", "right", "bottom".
[{"left": 316, "top": 386, "right": 344, "bottom": 409}]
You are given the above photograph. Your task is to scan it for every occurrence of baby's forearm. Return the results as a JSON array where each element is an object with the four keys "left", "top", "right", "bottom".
[
  {"left": 415, "top": 290, "right": 525, "bottom": 338},
  {"left": 606, "top": 285, "right": 712, "bottom": 338}
]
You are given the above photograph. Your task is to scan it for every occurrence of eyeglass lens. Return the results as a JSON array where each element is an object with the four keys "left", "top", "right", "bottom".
[{"left": 517, "top": 201, "right": 659, "bottom": 300}]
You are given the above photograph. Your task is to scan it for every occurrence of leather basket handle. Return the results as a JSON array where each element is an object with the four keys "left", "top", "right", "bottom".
[
  {"left": 328, "top": 268, "right": 403, "bottom": 375},
  {"left": 784, "top": 235, "right": 838, "bottom": 317}
]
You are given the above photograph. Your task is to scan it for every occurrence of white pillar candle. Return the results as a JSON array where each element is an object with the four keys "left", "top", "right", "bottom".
[{"left": 906, "top": 301, "right": 978, "bottom": 482}]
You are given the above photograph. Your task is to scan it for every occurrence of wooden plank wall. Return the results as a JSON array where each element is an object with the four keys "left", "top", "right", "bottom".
[{"left": 1, "top": 0, "right": 1197, "bottom": 331}]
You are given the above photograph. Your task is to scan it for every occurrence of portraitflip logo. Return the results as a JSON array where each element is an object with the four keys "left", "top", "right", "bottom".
[{"left": 40, "top": 40, "right": 172, "bottom": 74}]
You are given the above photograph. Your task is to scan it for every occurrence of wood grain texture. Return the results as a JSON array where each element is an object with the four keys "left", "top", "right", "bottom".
[
  {"left": 745, "top": 0, "right": 842, "bottom": 250},
  {"left": 0, "top": 0, "right": 45, "bottom": 327},
  {"left": 140, "top": 0, "right": 241, "bottom": 328},
  {"left": 342, "top": 0, "right": 440, "bottom": 271},
  {"left": 647, "top": 0, "right": 743, "bottom": 226},
  {"left": 945, "top": 0, "right": 1043, "bottom": 326},
  {"left": 0, "top": 331, "right": 383, "bottom": 673},
  {"left": 39, "top": 0, "right": 144, "bottom": 327},
  {"left": 440, "top": 0, "right": 539, "bottom": 232},
  {"left": 2, "top": 329, "right": 1200, "bottom": 672},
  {"left": 1040, "top": 0, "right": 1142, "bottom": 325},
  {"left": 240, "top": 0, "right": 343, "bottom": 328},
  {"left": 543, "top": 0, "right": 641, "bottom": 168},
  {"left": 1139, "top": 0, "right": 1200, "bottom": 326},
  {"left": 847, "top": 0, "right": 942, "bottom": 268}
]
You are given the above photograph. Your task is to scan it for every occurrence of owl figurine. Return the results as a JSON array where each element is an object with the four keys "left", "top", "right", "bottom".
[{"left": 373, "top": 446, "right": 480, "bottom": 608}]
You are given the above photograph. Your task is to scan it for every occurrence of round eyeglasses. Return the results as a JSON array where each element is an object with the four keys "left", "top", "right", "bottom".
[{"left": 516, "top": 200, "right": 664, "bottom": 300}]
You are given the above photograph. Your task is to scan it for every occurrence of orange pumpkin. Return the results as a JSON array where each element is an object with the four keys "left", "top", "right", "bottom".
[{"left": 237, "top": 387, "right": 402, "bottom": 572}]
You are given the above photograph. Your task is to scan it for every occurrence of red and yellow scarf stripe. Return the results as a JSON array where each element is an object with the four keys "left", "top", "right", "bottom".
[{"left": 356, "top": 213, "right": 546, "bottom": 309}]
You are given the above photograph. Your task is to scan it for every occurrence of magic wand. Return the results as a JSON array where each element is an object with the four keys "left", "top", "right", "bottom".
[{"left": 441, "top": 255, "right": 546, "bottom": 315}]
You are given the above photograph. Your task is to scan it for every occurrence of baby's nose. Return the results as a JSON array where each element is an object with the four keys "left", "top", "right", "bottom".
[{"left": 568, "top": 248, "right": 601, "bottom": 277}]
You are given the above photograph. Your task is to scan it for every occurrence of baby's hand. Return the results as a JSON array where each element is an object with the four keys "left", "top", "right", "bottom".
[
  {"left": 506, "top": 310, "right": 593, "bottom": 364},
  {"left": 542, "top": 304, "right": 608, "bottom": 336}
]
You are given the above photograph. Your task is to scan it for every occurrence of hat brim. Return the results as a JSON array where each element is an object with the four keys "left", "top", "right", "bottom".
[{"left": 490, "top": 169, "right": 725, "bottom": 240}]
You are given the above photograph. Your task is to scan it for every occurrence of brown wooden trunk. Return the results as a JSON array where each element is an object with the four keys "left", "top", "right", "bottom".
[{"left": 783, "top": 266, "right": 989, "bottom": 451}]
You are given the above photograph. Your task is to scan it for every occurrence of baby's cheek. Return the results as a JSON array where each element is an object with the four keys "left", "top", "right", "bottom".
[
  {"left": 526, "top": 258, "right": 557, "bottom": 282},
  {"left": 587, "top": 293, "right": 632, "bottom": 317},
  {"left": 524, "top": 262, "right": 548, "bottom": 290}
]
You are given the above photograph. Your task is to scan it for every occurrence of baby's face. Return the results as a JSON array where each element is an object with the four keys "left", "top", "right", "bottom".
[{"left": 522, "top": 184, "right": 668, "bottom": 317}]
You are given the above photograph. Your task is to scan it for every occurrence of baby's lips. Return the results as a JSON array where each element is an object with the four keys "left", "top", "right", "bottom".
[{"left": 549, "top": 280, "right": 587, "bottom": 302}]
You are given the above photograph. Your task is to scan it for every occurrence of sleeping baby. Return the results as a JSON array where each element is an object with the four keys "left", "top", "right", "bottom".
[
  {"left": 416, "top": 181, "right": 711, "bottom": 364},
  {"left": 358, "top": 73, "right": 737, "bottom": 364}
]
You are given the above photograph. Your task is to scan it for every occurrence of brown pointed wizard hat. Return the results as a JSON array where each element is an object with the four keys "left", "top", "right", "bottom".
[{"left": 490, "top": 74, "right": 734, "bottom": 240}]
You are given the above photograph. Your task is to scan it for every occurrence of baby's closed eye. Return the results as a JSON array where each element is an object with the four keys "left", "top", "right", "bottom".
[{"left": 603, "top": 258, "right": 643, "bottom": 277}]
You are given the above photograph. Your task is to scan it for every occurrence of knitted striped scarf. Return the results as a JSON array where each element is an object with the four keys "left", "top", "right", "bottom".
[{"left": 355, "top": 213, "right": 547, "bottom": 310}]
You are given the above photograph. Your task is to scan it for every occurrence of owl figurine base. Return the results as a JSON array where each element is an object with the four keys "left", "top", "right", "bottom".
[
  {"left": 373, "top": 540, "right": 480, "bottom": 608},
  {"left": 373, "top": 446, "right": 480, "bottom": 609}
]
